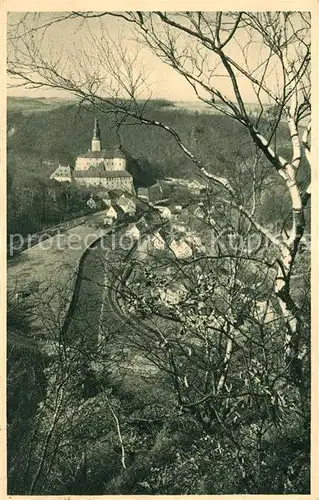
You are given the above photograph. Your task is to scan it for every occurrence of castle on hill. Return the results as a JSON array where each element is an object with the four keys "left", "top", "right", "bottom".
[{"left": 50, "top": 118, "right": 134, "bottom": 193}]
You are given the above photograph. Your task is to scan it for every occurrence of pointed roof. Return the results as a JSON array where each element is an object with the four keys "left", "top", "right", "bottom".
[
  {"left": 125, "top": 223, "right": 140, "bottom": 238},
  {"left": 93, "top": 117, "right": 101, "bottom": 140},
  {"left": 106, "top": 206, "right": 117, "bottom": 217},
  {"left": 156, "top": 206, "right": 171, "bottom": 219},
  {"left": 50, "top": 164, "right": 72, "bottom": 177},
  {"left": 117, "top": 195, "right": 136, "bottom": 209}
]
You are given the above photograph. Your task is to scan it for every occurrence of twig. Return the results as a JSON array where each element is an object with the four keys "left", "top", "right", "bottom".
[{"left": 106, "top": 396, "right": 126, "bottom": 469}]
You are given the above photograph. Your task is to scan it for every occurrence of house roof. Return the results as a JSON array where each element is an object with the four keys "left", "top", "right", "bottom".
[
  {"left": 149, "top": 231, "right": 165, "bottom": 245},
  {"left": 155, "top": 206, "right": 171, "bottom": 219},
  {"left": 51, "top": 165, "right": 72, "bottom": 176},
  {"left": 170, "top": 239, "right": 193, "bottom": 258},
  {"left": 77, "top": 148, "right": 126, "bottom": 159},
  {"left": 117, "top": 196, "right": 136, "bottom": 208},
  {"left": 106, "top": 206, "right": 117, "bottom": 216},
  {"left": 157, "top": 205, "right": 171, "bottom": 212},
  {"left": 138, "top": 187, "right": 149, "bottom": 197},
  {"left": 148, "top": 182, "right": 163, "bottom": 201},
  {"left": 127, "top": 223, "right": 139, "bottom": 231},
  {"left": 74, "top": 170, "right": 132, "bottom": 178}
]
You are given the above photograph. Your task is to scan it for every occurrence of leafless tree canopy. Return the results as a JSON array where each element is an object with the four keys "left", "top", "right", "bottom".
[{"left": 7, "top": 10, "right": 311, "bottom": 364}]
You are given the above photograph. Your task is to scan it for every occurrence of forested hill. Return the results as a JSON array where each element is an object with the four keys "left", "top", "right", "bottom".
[
  {"left": 8, "top": 97, "right": 309, "bottom": 239},
  {"left": 7, "top": 96, "right": 76, "bottom": 113},
  {"left": 7, "top": 97, "right": 292, "bottom": 185}
]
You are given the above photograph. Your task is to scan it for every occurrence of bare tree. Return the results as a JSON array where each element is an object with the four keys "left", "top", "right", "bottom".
[
  {"left": 7, "top": 11, "right": 311, "bottom": 493},
  {"left": 7, "top": 12, "right": 311, "bottom": 374},
  {"left": 110, "top": 199, "right": 309, "bottom": 489},
  {"left": 7, "top": 250, "right": 131, "bottom": 495}
]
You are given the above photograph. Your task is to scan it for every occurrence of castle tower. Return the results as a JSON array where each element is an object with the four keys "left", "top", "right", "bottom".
[{"left": 91, "top": 117, "right": 101, "bottom": 152}]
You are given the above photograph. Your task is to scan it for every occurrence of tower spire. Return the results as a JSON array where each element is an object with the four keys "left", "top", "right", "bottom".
[{"left": 92, "top": 117, "right": 101, "bottom": 151}]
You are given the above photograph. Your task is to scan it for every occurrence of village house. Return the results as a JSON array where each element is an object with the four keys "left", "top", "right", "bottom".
[
  {"left": 137, "top": 182, "right": 164, "bottom": 204},
  {"left": 254, "top": 300, "right": 277, "bottom": 324},
  {"left": 116, "top": 195, "right": 136, "bottom": 216},
  {"left": 172, "top": 223, "right": 186, "bottom": 234},
  {"left": 187, "top": 179, "right": 206, "bottom": 194},
  {"left": 103, "top": 197, "right": 112, "bottom": 207},
  {"left": 170, "top": 239, "right": 193, "bottom": 259},
  {"left": 104, "top": 205, "right": 117, "bottom": 225},
  {"left": 158, "top": 282, "right": 188, "bottom": 306},
  {"left": 173, "top": 205, "right": 183, "bottom": 214},
  {"left": 50, "top": 164, "right": 73, "bottom": 183},
  {"left": 135, "top": 229, "right": 166, "bottom": 261},
  {"left": 155, "top": 206, "right": 172, "bottom": 220},
  {"left": 148, "top": 182, "right": 163, "bottom": 202},
  {"left": 135, "top": 217, "right": 149, "bottom": 233},
  {"left": 125, "top": 223, "right": 141, "bottom": 241},
  {"left": 148, "top": 231, "right": 166, "bottom": 251},
  {"left": 194, "top": 202, "right": 205, "bottom": 219},
  {"left": 161, "top": 177, "right": 206, "bottom": 195},
  {"left": 135, "top": 238, "right": 149, "bottom": 261},
  {"left": 184, "top": 233, "right": 205, "bottom": 253},
  {"left": 87, "top": 197, "right": 97, "bottom": 210},
  {"left": 95, "top": 190, "right": 112, "bottom": 207}
]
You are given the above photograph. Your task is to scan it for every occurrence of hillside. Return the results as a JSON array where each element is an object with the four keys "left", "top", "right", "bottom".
[
  {"left": 7, "top": 97, "right": 291, "bottom": 182},
  {"left": 7, "top": 96, "right": 309, "bottom": 239},
  {"left": 7, "top": 96, "right": 76, "bottom": 114}
]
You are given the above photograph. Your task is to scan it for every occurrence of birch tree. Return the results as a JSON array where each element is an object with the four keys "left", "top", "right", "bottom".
[{"left": 106, "top": 11, "right": 311, "bottom": 376}]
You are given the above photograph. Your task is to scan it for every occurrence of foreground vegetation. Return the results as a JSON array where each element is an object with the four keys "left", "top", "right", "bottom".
[{"left": 7, "top": 170, "right": 310, "bottom": 494}]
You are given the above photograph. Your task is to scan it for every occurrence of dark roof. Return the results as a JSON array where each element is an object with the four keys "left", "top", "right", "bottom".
[
  {"left": 88, "top": 163, "right": 105, "bottom": 171},
  {"left": 114, "top": 204, "right": 125, "bottom": 216},
  {"left": 77, "top": 149, "right": 126, "bottom": 159},
  {"left": 74, "top": 170, "right": 132, "bottom": 178},
  {"left": 148, "top": 182, "right": 163, "bottom": 201},
  {"left": 93, "top": 118, "right": 101, "bottom": 140},
  {"left": 138, "top": 187, "right": 149, "bottom": 197}
]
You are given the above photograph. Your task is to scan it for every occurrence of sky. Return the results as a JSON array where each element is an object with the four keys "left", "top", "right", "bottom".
[
  {"left": 7, "top": 12, "right": 200, "bottom": 101},
  {"left": 6, "top": 11, "right": 308, "bottom": 104}
]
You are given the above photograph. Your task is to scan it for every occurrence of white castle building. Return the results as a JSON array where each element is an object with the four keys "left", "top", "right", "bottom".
[{"left": 73, "top": 118, "right": 134, "bottom": 192}]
